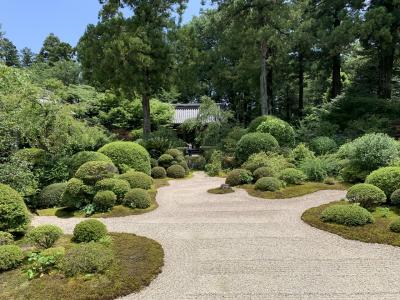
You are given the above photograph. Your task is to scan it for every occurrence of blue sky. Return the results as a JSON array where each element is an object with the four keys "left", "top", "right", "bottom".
[{"left": 0, "top": 0, "right": 208, "bottom": 52}]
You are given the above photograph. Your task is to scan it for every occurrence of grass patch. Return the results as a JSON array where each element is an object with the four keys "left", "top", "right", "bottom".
[
  {"left": 241, "top": 182, "right": 349, "bottom": 199},
  {"left": 207, "top": 187, "right": 235, "bottom": 194},
  {"left": 302, "top": 201, "right": 400, "bottom": 247},
  {"left": 0, "top": 233, "right": 164, "bottom": 300}
]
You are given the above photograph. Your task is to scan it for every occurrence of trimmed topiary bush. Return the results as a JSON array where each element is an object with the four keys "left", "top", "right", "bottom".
[
  {"left": 158, "top": 154, "right": 174, "bottom": 168},
  {"left": 225, "top": 169, "right": 253, "bottom": 187},
  {"left": 27, "top": 225, "right": 63, "bottom": 249},
  {"left": 320, "top": 204, "right": 374, "bottom": 226},
  {"left": 123, "top": 188, "right": 151, "bottom": 209},
  {"left": 365, "top": 167, "right": 400, "bottom": 199},
  {"left": 73, "top": 220, "right": 108, "bottom": 243},
  {"left": 98, "top": 141, "right": 151, "bottom": 175},
  {"left": 167, "top": 165, "right": 186, "bottom": 179},
  {"left": 0, "top": 245, "right": 24, "bottom": 272},
  {"left": 75, "top": 161, "right": 119, "bottom": 185},
  {"left": 93, "top": 191, "right": 116, "bottom": 212},
  {"left": 69, "top": 151, "right": 112, "bottom": 174},
  {"left": 309, "top": 136, "right": 337, "bottom": 155},
  {"left": 95, "top": 178, "right": 130, "bottom": 201},
  {"left": 166, "top": 149, "right": 183, "bottom": 159},
  {"left": 256, "top": 116, "right": 295, "bottom": 147},
  {"left": 62, "top": 178, "right": 87, "bottom": 209},
  {"left": 300, "top": 158, "right": 328, "bottom": 182},
  {"left": 255, "top": 177, "right": 283, "bottom": 192},
  {"left": 278, "top": 168, "right": 307, "bottom": 185},
  {"left": 391, "top": 189, "right": 400, "bottom": 206},
  {"left": 390, "top": 218, "right": 400, "bottom": 233},
  {"left": 151, "top": 167, "right": 167, "bottom": 179},
  {"left": 0, "top": 184, "right": 30, "bottom": 234},
  {"left": 119, "top": 170, "right": 153, "bottom": 189},
  {"left": 290, "top": 143, "right": 315, "bottom": 165},
  {"left": 0, "top": 232, "right": 13, "bottom": 246},
  {"left": 346, "top": 183, "right": 386, "bottom": 208},
  {"left": 253, "top": 167, "right": 274, "bottom": 180},
  {"left": 178, "top": 161, "right": 190, "bottom": 174},
  {"left": 38, "top": 182, "right": 67, "bottom": 208},
  {"left": 235, "top": 132, "right": 279, "bottom": 163},
  {"left": 247, "top": 116, "right": 269, "bottom": 133}
]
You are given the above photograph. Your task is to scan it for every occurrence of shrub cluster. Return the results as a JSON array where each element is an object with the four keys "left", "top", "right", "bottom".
[
  {"left": 158, "top": 154, "right": 174, "bottom": 168},
  {"left": 123, "top": 188, "right": 151, "bottom": 209},
  {"left": 0, "top": 245, "right": 24, "bottom": 272},
  {"left": 320, "top": 204, "right": 374, "bottom": 226},
  {"left": 151, "top": 166, "right": 167, "bottom": 179},
  {"left": 225, "top": 169, "right": 253, "bottom": 187},
  {"left": 255, "top": 177, "right": 283, "bottom": 192},
  {"left": 119, "top": 170, "right": 153, "bottom": 189},
  {"left": 346, "top": 183, "right": 386, "bottom": 208},
  {"left": 235, "top": 132, "right": 279, "bottom": 163},
  {"left": 95, "top": 178, "right": 130, "bottom": 201},
  {"left": 73, "top": 220, "right": 108, "bottom": 243},
  {"left": 300, "top": 158, "right": 328, "bottom": 182},
  {"left": 242, "top": 152, "right": 292, "bottom": 174},
  {"left": 278, "top": 168, "right": 307, "bottom": 185},
  {"left": 253, "top": 167, "right": 274, "bottom": 180},
  {"left": 27, "top": 225, "right": 63, "bottom": 249},
  {"left": 290, "top": 143, "right": 315, "bottom": 165}
]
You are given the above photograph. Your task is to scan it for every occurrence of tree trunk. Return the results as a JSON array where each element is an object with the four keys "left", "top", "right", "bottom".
[
  {"left": 267, "top": 67, "right": 273, "bottom": 115},
  {"left": 260, "top": 40, "right": 269, "bottom": 115},
  {"left": 142, "top": 94, "right": 151, "bottom": 136},
  {"left": 331, "top": 53, "right": 342, "bottom": 99},
  {"left": 298, "top": 52, "right": 304, "bottom": 117},
  {"left": 378, "top": 48, "right": 394, "bottom": 99}
]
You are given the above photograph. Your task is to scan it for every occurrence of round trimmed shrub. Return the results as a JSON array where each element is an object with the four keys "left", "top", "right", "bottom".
[
  {"left": 390, "top": 218, "right": 400, "bottom": 233},
  {"left": 0, "top": 245, "right": 24, "bottom": 272},
  {"left": 253, "top": 167, "right": 274, "bottom": 180},
  {"left": 0, "top": 232, "right": 13, "bottom": 246},
  {"left": 225, "top": 169, "right": 253, "bottom": 186},
  {"left": 38, "top": 182, "right": 67, "bottom": 208},
  {"left": 151, "top": 167, "right": 167, "bottom": 179},
  {"left": 0, "top": 184, "right": 30, "bottom": 234},
  {"left": 119, "top": 170, "right": 153, "bottom": 189},
  {"left": 235, "top": 132, "right": 279, "bottom": 163},
  {"left": 365, "top": 167, "right": 400, "bottom": 198},
  {"left": 346, "top": 183, "right": 386, "bottom": 208},
  {"left": 158, "top": 154, "right": 174, "bottom": 168},
  {"left": 69, "top": 151, "right": 112, "bottom": 174},
  {"left": 166, "top": 148, "right": 183, "bottom": 159},
  {"left": 27, "top": 225, "right": 63, "bottom": 249},
  {"left": 178, "top": 161, "right": 190, "bottom": 174},
  {"left": 93, "top": 191, "right": 116, "bottom": 212},
  {"left": 61, "top": 243, "right": 114, "bottom": 277},
  {"left": 255, "top": 177, "right": 283, "bottom": 192},
  {"left": 256, "top": 116, "right": 295, "bottom": 147},
  {"left": 123, "top": 188, "right": 151, "bottom": 209},
  {"left": 75, "top": 161, "right": 118, "bottom": 185},
  {"left": 167, "top": 165, "right": 186, "bottom": 178},
  {"left": 62, "top": 178, "right": 86, "bottom": 209},
  {"left": 299, "top": 158, "right": 328, "bottom": 182},
  {"left": 309, "top": 136, "right": 337, "bottom": 155},
  {"left": 290, "top": 143, "right": 315, "bottom": 165},
  {"left": 95, "top": 178, "right": 130, "bottom": 201},
  {"left": 390, "top": 189, "right": 400, "bottom": 206},
  {"left": 73, "top": 220, "right": 108, "bottom": 243},
  {"left": 278, "top": 168, "right": 307, "bottom": 185},
  {"left": 247, "top": 116, "right": 269, "bottom": 133},
  {"left": 98, "top": 141, "right": 151, "bottom": 175},
  {"left": 320, "top": 204, "right": 374, "bottom": 226}
]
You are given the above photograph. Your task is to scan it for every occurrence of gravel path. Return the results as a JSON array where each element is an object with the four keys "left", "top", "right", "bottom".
[{"left": 33, "top": 172, "right": 400, "bottom": 300}]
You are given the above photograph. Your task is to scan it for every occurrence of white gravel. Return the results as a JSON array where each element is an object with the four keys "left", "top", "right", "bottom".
[{"left": 33, "top": 172, "right": 400, "bottom": 300}]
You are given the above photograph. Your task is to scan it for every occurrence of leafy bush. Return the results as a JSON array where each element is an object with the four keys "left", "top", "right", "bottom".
[
  {"left": 365, "top": 167, "right": 400, "bottom": 199},
  {"left": 167, "top": 165, "right": 186, "bottom": 178},
  {"left": 75, "top": 161, "right": 118, "bottom": 185},
  {"left": 319, "top": 154, "right": 345, "bottom": 177},
  {"left": 0, "top": 184, "right": 30, "bottom": 234},
  {"left": 151, "top": 167, "right": 167, "bottom": 179},
  {"left": 95, "top": 178, "right": 130, "bottom": 201},
  {"left": 346, "top": 183, "right": 386, "bottom": 208},
  {"left": 27, "top": 225, "right": 63, "bottom": 249},
  {"left": 158, "top": 154, "right": 174, "bottom": 168},
  {"left": 339, "top": 163, "right": 370, "bottom": 183},
  {"left": 225, "top": 169, "right": 253, "bottom": 187},
  {"left": 390, "top": 189, "right": 400, "bottom": 206},
  {"left": 278, "top": 168, "right": 307, "bottom": 185},
  {"left": 62, "top": 178, "right": 86, "bottom": 208},
  {"left": 253, "top": 167, "right": 274, "bottom": 180},
  {"left": 205, "top": 150, "right": 222, "bottom": 176},
  {"left": 320, "top": 204, "right": 374, "bottom": 226},
  {"left": 235, "top": 132, "right": 279, "bottom": 163},
  {"left": 242, "top": 152, "right": 292, "bottom": 175},
  {"left": 255, "top": 177, "right": 283, "bottom": 191},
  {"left": 98, "top": 141, "right": 151, "bottom": 175},
  {"left": 69, "top": 151, "right": 112, "bottom": 174},
  {"left": 0, "top": 245, "right": 24, "bottom": 272},
  {"left": 12, "top": 148, "right": 46, "bottom": 166},
  {"left": 309, "top": 136, "right": 337, "bottom": 155},
  {"left": 290, "top": 143, "right": 315, "bottom": 165},
  {"left": 0, "top": 232, "right": 13, "bottom": 246},
  {"left": 256, "top": 116, "right": 295, "bottom": 147},
  {"left": 150, "top": 158, "right": 158, "bottom": 168},
  {"left": 38, "top": 183, "right": 67, "bottom": 208},
  {"left": 123, "top": 188, "right": 151, "bottom": 209},
  {"left": 93, "top": 191, "right": 116, "bottom": 212},
  {"left": 73, "top": 220, "right": 108, "bottom": 243},
  {"left": 247, "top": 116, "right": 269, "bottom": 133},
  {"left": 61, "top": 242, "right": 114, "bottom": 277},
  {"left": 390, "top": 218, "right": 400, "bottom": 233},
  {"left": 119, "top": 170, "right": 153, "bottom": 189},
  {"left": 300, "top": 158, "right": 328, "bottom": 182},
  {"left": 186, "top": 155, "right": 206, "bottom": 170},
  {"left": 165, "top": 148, "right": 183, "bottom": 159}
]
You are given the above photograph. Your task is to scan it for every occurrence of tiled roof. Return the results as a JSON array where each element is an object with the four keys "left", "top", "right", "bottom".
[{"left": 173, "top": 104, "right": 201, "bottom": 124}]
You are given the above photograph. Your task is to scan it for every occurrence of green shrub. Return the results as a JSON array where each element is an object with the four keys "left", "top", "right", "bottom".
[
  {"left": 69, "top": 151, "right": 112, "bottom": 174},
  {"left": 290, "top": 143, "right": 315, "bottom": 165},
  {"left": 150, "top": 158, "right": 158, "bottom": 168},
  {"left": 390, "top": 189, "right": 400, "bottom": 206},
  {"left": 253, "top": 167, "right": 274, "bottom": 180},
  {"left": 61, "top": 242, "right": 114, "bottom": 277},
  {"left": 98, "top": 141, "right": 151, "bottom": 175},
  {"left": 119, "top": 170, "right": 153, "bottom": 189},
  {"left": 365, "top": 167, "right": 400, "bottom": 199},
  {"left": 256, "top": 116, "right": 295, "bottom": 147},
  {"left": 93, "top": 191, "right": 116, "bottom": 212},
  {"left": 123, "top": 188, "right": 151, "bottom": 209},
  {"left": 242, "top": 152, "right": 292, "bottom": 174},
  {"left": 300, "top": 158, "right": 328, "bottom": 182},
  {"left": 38, "top": 183, "right": 67, "bottom": 208},
  {"left": 166, "top": 148, "right": 183, "bottom": 159},
  {"left": 158, "top": 154, "right": 174, "bottom": 168},
  {"left": 62, "top": 178, "right": 87, "bottom": 209},
  {"left": 247, "top": 116, "right": 269, "bottom": 133},
  {"left": 205, "top": 150, "right": 223, "bottom": 176},
  {"left": 0, "top": 184, "right": 30, "bottom": 234},
  {"left": 225, "top": 169, "right": 253, "bottom": 187},
  {"left": 278, "top": 168, "right": 307, "bottom": 185},
  {"left": 340, "top": 163, "right": 370, "bottom": 183},
  {"left": 75, "top": 161, "right": 118, "bottom": 185},
  {"left": 186, "top": 155, "right": 206, "bottom": 170},
  {"left": 167, "top": 165, "right": 186, "bottom": 178},
  {"left": 309, "top": 136, "right": 337, "bottom": 155},
  {"left": 320, "top": 204, "right": 374, "bottom": 226},
  {"left": 319, "top": 154, "right": 345, "bottom": 177},
  {"left": 390, "top": 218, "right": 400, "bottom": 233},
  {"left": 0, "top": 245, "right": 24, "bottom": 272},
  {"left": 235, "top": 132, "right": 279, "bottom": 163},
  {"left": 95, "top": 178, "right": 130, "bottom": 200},
  {"left": 255, "top": 177, "right": 283, "bottom": 191},
  {"left": 12, "top": 148, "right": 46, "bottom": 166},
  {"left": 346, "top": 183, "right": 386, "bottom": 208},
  {"left": 178, "top": 161, "right": 190, "bottom": 174},
  {"left": 73, "top": 220, "right": 108, "bottom": 243},
  {"left": 27, "top": 225, "right": 63, "bottom": 249},
  {"left": 151, "top": 167, "right": 167, "bottom": 179},
  {"left": 0, "top": 232, "right": 13, "bottom": 246}
]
